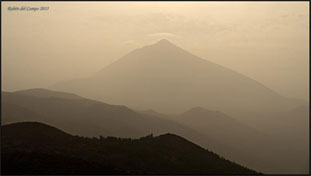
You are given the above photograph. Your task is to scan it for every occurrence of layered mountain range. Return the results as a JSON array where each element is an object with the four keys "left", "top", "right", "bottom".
[
  {"left": 1, "top": 39, "right": 308, "bottom": 174},
  {"left": 2, "top": 88, "right": 308, "bottom": 173}
]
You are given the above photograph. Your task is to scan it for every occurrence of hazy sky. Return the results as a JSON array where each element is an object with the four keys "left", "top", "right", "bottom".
[{"left": 2, "top": 2, "right": 309, "bottom": 100}]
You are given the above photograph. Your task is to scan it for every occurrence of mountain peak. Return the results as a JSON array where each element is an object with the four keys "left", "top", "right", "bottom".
[
  {"left": 157, "top": 38, "right": 172, "bottom": 44},
  {"left": 186, "top": 106, "right": 208, "bottom": 113},
  {"left": 126, "top": 38, "right": 184, "bottom": 58},
  {"left": 152, "top": 39, "right": 176, "bottom": 47}
]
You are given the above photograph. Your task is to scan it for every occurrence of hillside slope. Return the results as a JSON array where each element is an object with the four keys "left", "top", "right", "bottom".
[{"left": 1, "top": 122, "right": 258, "bottom": 175}]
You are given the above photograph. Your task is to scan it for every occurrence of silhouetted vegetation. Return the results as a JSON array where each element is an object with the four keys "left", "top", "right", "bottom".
[{"left": 2, "top": 122, "right": 258, "bottom": 175}]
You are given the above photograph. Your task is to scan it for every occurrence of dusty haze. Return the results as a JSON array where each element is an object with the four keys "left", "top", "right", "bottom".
[
  {"left": 1, "top": 2, "right": 309, "bottom": 100},
  {"left": 1, "top": 2, "right": 309, "bottom": 174}
]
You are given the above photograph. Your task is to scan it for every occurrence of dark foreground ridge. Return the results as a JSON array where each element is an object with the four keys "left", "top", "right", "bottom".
[{"left": 1, "top": 122, "right": 259, "bottom": 175}]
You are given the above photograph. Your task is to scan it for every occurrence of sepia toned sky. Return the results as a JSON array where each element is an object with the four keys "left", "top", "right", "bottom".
[{"left": 2, "top": 2, "right": 309, "bottom": 100}]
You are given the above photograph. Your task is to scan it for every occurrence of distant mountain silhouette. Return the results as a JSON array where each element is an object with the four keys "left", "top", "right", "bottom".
[
  {"left": 2, "top": 88, "right": 307, "bottom": 174},
  {"left": 3, "top": 90, "right": 220, "bottom": 140},
  {"left": 251, "top": 105, "right": 309, "bottom": 173},
  {"left": 139, "top": 109, "right": 169, "bottom": 118},
  {"left": 3, "top": 89, "right": 246, "bottom": 164},
  {"left": 50, "top": 39, "right": 302, "bottom": 114},
  {"left": 179, "top": 106, "right": 268, "bottom": 147},
  {"left": 1, "top": 122, "right": 258, "bottom": 175},
  {"left": 15, "top": 88, "right": 83, "bottom": 99}
]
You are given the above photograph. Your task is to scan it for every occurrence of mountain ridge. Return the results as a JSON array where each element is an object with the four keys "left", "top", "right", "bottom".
[
  {"left": 1, "top": 121, "right": 258, "bottom": 175},
  {"left": 2, "top": 88, "right": 308, "bottom": 173}
]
